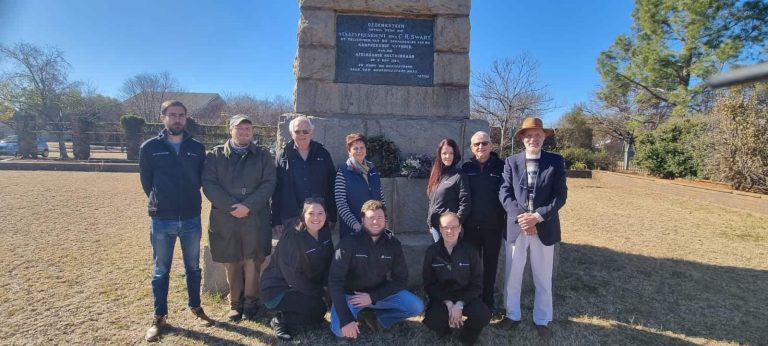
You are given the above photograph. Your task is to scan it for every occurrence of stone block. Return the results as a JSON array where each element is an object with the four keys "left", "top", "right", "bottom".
[
  {"left": 435, "top": 16, "right": 470, "bottom": 53},
  {"left": 382, "top": 177, "right": 429, "bottom": 233},
  {"left": 434, "top": 52, "right": 469, "bottom": 86},
  {"left": 396, "top": 232, "right": 434, "bottom": 289},
  {"left": 294, "top": 47, "right": 335, "bottom": 81},
  {"left": 298, "top": 9, "right": 336, "bottom": 47},
  {"left": 300, "top": 0, "right": 470, "bottom": 16},
  {"left": 201, "top": 241, "right": 278, "bottom": 295},
  {"left": 295, "top": 80, "right": 469, "bottom": 117}
]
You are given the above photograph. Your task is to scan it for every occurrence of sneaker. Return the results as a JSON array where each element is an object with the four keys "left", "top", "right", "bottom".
[
  {"left": 145, "top": 315, "right": 166, "bottom": 342},
  {"left": 270, "top": 315, "right": 293, "bottom": 340},
  {"left": 191, "top": 306, "right": 216, "bottom": 327}
]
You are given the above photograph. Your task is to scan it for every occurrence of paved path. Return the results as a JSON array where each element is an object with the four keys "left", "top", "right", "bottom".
[{"left": 593, "top": 171, "right": 768, "bottom": 216}]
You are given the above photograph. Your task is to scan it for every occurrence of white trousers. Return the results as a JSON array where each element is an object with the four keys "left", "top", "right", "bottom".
[{"left": 504, "top": 231, "right": 553, "bottom": 325}]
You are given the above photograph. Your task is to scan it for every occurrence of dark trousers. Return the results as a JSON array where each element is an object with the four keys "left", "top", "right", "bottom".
[
  {"left": 464, "top": 226, "right": 503, "bottom": 310},
  {"left": 423, "top": 299, "right": 491, "bottom": 343},
  {"left": 272, "top": 290, "right": 327, "bottom": 326}
]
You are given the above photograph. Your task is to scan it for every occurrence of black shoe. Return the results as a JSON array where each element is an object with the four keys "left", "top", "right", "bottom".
[
  {"left": 535, "top": 324, "right": 552, "bottom": 341},
  {"left": 497, "top": 318, "right": 521, "bottom": 330},
  {"left": 458, "top": 328, "right": 482, "bottom": 346},
  {"left": 357, "top": 310, "right": 380, "bottom": 332},
  {"left": 242, "top": 297, "right": 259, "bottom": 321},
  {"left": 271, "top": 316, "right": 293, "bottom": 340}
]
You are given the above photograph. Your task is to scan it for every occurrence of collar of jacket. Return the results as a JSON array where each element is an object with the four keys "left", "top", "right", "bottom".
[
  {"left": 345, "top": 158, "right": 375, "bottom": 171},
  {"left": 470, "top": 151, "right": 500, "bottom": 165},
  {"left": 223, "top": 140, "right": 258, "bottom": 158},
  {"left": 157, "top": 128, "right": 191, "bottom": 142},
  {"left": 283, "top": 139, "right": 322, "bottom": 158}
]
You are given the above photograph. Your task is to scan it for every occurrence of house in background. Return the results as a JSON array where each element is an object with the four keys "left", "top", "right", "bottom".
[{"left": 122, "top": 92, "right": 226, "bottom": 125}]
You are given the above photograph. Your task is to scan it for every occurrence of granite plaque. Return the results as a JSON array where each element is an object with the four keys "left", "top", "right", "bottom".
[{"left": 335, "top": 14, "right": 434, "bottom": 86}]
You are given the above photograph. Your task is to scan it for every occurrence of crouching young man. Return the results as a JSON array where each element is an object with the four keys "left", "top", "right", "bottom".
[{"left": 328, "top": 200, "right": 424, "bottom": 340}]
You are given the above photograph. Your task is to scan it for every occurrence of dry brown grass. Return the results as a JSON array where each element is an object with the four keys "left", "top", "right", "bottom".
[{"left": 0, "top": 171, "right": 765, "bottom": 345}]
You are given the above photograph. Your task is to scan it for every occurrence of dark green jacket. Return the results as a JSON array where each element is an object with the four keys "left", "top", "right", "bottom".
[{"left": 202, "top": 142, "right": 276, "bottom": 262}]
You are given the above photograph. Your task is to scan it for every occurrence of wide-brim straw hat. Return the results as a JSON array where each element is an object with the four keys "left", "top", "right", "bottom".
[{"left": 514, "top": 117, "right": 555, "bottom": 140}]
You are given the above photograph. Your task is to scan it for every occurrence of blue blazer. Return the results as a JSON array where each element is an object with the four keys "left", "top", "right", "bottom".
[{"left": 499, "top": 150, "right": 567, "bottom": 246}]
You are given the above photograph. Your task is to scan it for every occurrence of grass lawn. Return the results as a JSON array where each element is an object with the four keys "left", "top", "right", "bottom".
[{"left": 0, "top": 171, "right": 765, "bottom": 345}]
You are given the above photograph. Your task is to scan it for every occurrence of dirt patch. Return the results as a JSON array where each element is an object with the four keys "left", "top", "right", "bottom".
[{"left": 0, "top": 171, "right": 765, "bottom": 345}]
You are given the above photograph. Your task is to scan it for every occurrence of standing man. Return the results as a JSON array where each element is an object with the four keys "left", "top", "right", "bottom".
[
  {"left": 328, "top": 200, "right": 424, "bottom": 341},
  {"left": 139, "top": 100, "right": 215, "bottom": 342},
  {"left": 202, "top": 115, "right": 276, "bottom": 322},
  {"left": 461, "top": 131, "right": 506, "bottom": 313},
  {"left": 272, "top": 116, "right": 336, "bottom": 236},
  {"left": 498, "top": 117, "right": 567, "bottom": 340}
]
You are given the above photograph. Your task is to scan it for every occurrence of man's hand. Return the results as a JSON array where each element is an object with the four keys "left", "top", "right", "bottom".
[
  {"left": 230, "top": 203, "right": 250, "bottom": 218},
  {"left": 352, "top": 223, "right": 362, "bottom": 233},
  {"left": 341, "top": 321, "right": 360, "bottom": 339},
  {"left": 517, "top": 213, "right": 539, "bottom": 234},
  {"left": 448, "top": 304, "right": 464, "bottom": 328},
  {"left": 349, "top": 292, "right": 372, "bottom": 307},
  {"left": 272, "top": 224, "right": 284, "bottom": 238}
]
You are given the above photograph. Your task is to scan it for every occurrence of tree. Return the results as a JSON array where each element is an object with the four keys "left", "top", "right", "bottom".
[
  {"left": 222, "top": 94, "right": 292, "bottom": 126},
  {"left": 0, "top": 42, "right": 74, "bottom": 158},
  {"left": 703, "top": 83, "right": 768, "bottom": 192},
  {"left": 121, "top": 71, "right": 181, "bottom": 121},
  {"left": 555, "top": 105, "right": 593, "bottom": 150},
  {"left": 471, "top": 54, "right": 553, "bottom": 156},
  {"left": 597, "top": 0, "right": 768, "bottom": 120}
]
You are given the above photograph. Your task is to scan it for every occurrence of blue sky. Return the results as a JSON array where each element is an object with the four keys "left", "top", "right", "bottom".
[{"left": 1, "top": 0, "right": 634, "bottom": 125}]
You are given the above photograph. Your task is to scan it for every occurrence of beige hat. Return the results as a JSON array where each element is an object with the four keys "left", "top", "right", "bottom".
[
  {"left": 514, "top": 117, "right": 554, "bottom": 140},
  {"left": 228, "top": 114, "right": 252, "bottom": 128}
]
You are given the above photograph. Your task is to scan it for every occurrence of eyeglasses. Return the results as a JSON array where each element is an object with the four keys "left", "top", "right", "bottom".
[
  {"left": 293, "top": 129, "right": 311, "bottom": 135},
  {"left": 472, "top": 141, "right": 490, "bottom": 147}
]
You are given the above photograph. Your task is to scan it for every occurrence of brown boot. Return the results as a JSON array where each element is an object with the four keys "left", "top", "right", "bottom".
[
  {"left": 191, "top": 306, "right": 216, "bottom": 327},
  {"left": 145, "top": 315, "right": 166, "bottom": 342}
]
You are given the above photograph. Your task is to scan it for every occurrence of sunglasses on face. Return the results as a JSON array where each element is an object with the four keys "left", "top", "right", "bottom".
[
  {"left": 472, "top": 141, "right": 490, "bottom": 147},
  {"left": 293, "top": 129, "right": 311, "bottom": 135}
]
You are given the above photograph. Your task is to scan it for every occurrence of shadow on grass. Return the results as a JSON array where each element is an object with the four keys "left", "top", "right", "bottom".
[{"left": 554, "top": 243, "right": 768, "bottom": 345}]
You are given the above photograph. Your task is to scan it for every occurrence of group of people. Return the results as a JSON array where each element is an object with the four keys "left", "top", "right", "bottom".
[{"left": 138, "top": 100, "right": 568, "bottom": 344}]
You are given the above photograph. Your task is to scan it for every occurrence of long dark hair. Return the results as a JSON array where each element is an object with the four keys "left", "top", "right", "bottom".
[
  {"left": 296, "top": 197, "right": 329, "bottom": 231},
  {"left": 427, "top": 138, "right": 461, "bottom": 195}
]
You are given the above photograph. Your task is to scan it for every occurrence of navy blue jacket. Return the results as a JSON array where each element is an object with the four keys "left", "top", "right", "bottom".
[
  {"left": 272, "top": 140, "right": 337, "bottom": 225},
  {"left": 499, "top": 150, "right": 567, "bottom": 246},
  {"left": 462, "top": 153, "right": 506, "bottom": 230},
  {"left": 334, "top": 160, "right": 384, "bottom": 237},
  {"left": 139, "top": 130, "right": 205, "bottom": 219}
]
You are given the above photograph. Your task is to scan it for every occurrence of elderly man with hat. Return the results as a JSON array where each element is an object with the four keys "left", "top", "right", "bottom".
[
  {"left": 202, "top": 114, "right": 276, "bottom": 321},
  {"left": 498, "top": 117, "right": 567, "bottom": 340}
]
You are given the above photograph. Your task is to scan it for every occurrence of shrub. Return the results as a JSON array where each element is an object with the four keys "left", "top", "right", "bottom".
[
  {"left": 559, "top": 147, "right": 594, "bottom": 169},
  {"left": 120, "top": 114, "right": 145, "bottom": 160},
  {"left": 593, "top": 149, "right": 619, "bottom": 170},
  {"left": 400, "top": 154, "right": 433, "bottom": 178},
  {"left": 366, "top": 135, "right": 401, "bottom": 178},
  {"left": 570, "top": 161, "right": 588, "bottom": 170},
  {"left": 634, "top": 117, "right": 706, "bottom": 179}
]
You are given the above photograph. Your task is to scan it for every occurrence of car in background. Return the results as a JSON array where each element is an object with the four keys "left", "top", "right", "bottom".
[{"left": 0, "top": 135, "right": 49, "bottom": 157}]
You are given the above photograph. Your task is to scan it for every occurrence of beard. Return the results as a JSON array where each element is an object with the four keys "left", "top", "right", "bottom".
[{"left": 167, "top": 123, "right": 184, "bottom": 135}]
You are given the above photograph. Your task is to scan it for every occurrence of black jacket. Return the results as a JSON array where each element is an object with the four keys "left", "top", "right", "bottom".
[
  {"left": 272, "top": 140, "right": 337, "bottom": 225},
  {"left": 139, "top": 130, "right": 206, "bottom": 219},
  {"left": 461, "top": 153, "right": 506, "bottom": 230},
  {"left": 428, "top": 166, "right": 471, "bottom": 229},
  {"left": 260, "top": 225, "right": 334, "bottom": 301},
  {"left": 423, "top": 240, "right": 483, "bottom": 303},
  {"left": 328, "top": 230, "right": 408, "bottom": 327}
]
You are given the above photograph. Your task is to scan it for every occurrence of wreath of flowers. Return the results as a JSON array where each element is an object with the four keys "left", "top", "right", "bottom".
[{"left": 366, "top": 135, "right": 401, "bottom": 178}]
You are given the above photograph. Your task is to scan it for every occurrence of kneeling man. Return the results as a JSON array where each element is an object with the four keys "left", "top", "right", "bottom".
[{"left": 329, "top": 200, "right": 424, "bottom": 340}]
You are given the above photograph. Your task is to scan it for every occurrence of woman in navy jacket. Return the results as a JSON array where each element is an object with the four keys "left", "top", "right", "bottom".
[
  {"left": 427, "top": 138, "right": 471, "bottom": 242},
  {"left": 260, "top": 197, "right": 334, "bottom": 341},
  {"left": 334, "top": 133, "right": 386, "bottom": 238}
]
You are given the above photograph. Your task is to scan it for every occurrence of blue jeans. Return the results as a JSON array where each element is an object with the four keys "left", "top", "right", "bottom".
[
  {"left": 330, "top": 290, "right": 424, "bottom": 336},
  {"left": 150, "top": 216, "right": 202, "bottom": 316}
]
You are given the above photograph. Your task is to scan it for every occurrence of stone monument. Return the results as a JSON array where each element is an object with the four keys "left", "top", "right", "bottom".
[{"left": 274, "top": 0, "right": 487, "bottom": 288}]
